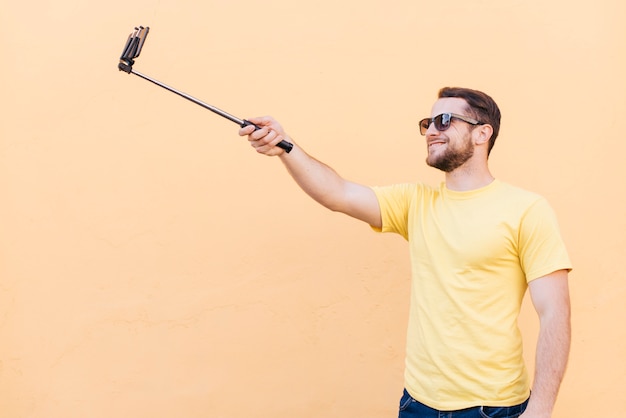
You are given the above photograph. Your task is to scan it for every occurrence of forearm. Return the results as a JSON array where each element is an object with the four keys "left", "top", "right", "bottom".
[
  {"left": 524, "top": 306, "right": 571, "bottom": 416},
  {"left": 279, "top": 144, "right": 348, "bottom": 211},
  {"left": 240, "top": 116, "right": 381, "bottom": 226},
  {"left": 239, "top": 117, "right": 348, "bottom": 209}
]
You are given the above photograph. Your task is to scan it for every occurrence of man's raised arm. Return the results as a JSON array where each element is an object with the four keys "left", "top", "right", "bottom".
[{"left": 239, "top": 116, "right": 381, "bottom": 228}]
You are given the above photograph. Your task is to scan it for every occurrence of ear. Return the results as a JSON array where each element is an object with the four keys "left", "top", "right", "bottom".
[{"left": 473, "top": 124, "right": 493, "bottom": 146}]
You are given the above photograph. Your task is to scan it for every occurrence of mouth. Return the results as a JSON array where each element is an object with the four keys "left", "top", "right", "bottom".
[{"left": 428, "top": 140, "right": 447, "bottom": 151}]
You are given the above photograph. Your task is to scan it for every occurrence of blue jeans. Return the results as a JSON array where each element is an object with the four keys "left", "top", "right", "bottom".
[{"left": 398, "top": 389, "right": 529, "bottom": 418}]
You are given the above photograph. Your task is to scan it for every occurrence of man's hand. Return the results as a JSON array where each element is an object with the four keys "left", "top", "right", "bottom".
[{"left": 238, "top": 116, "right": 291, "bottom": 157}]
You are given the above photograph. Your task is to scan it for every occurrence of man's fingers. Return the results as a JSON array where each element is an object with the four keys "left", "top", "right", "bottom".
[
  {"left": 237, "top": 116, "right": 287, "bottom": 156},
  {"left": 252, "top": 127, "right": 274, "bottom": 141},
  {"left": 238, "top": 124, "right": 271, "bottom": 139},
  {"left": 247, "top": 116, "right": 273, "bottom": 126},
  {"left": 238, "top": 124, "right": 256, "bottom": 136}
]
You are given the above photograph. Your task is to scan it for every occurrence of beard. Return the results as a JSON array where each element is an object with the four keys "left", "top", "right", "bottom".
[{"left": 426, "top": 137, "right": 475, "bottom": 172}]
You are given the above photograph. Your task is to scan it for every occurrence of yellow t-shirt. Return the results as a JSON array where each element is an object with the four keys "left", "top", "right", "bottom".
[{"left": 372, "top": 180, "right": 572, "bottom": 410}]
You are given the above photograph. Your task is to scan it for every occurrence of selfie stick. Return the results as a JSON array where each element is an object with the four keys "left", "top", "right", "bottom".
[{"left": 117, "top": 26, "right": 293, "bottom": 153}]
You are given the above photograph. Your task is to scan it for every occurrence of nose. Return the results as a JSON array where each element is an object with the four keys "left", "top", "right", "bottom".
[{"left": 425, "top": 121, "right": 440, "bottom": 137}]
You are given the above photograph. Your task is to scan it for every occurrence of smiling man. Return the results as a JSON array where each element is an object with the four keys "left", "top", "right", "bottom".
[{"left": 239, "top": 87, "right": 572, "bottom": 418}]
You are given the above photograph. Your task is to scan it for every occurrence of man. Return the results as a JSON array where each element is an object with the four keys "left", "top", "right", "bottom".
[{"left": 239, "top": 87, "right": 571, "bottom": 418}]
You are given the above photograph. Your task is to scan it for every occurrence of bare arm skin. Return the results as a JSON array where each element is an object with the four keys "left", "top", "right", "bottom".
[
  {"left": 239, "top": 116, "right": 382, "bottom": 228},
  {"left": 521, "top": 269, "right": 571, "bottom": 418}
]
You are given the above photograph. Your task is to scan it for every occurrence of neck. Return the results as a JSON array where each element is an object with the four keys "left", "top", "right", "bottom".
[{"left": 444, "top": 162, "right": 495, "bottom": 191}]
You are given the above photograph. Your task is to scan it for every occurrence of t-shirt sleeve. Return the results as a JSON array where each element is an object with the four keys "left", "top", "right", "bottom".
[
  {"left": 371, "top": 183, "right": 419, "bottom": 240},
  {"left": 518, "top": 198, "right": 573, "bottom": 282}
]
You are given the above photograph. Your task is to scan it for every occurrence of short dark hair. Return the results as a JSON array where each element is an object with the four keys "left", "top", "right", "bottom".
[{"left": 438, "top": 87, "right": 501, "bottom": 154}]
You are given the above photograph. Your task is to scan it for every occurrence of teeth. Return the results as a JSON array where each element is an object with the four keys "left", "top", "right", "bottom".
[{"left": 428, "top": 142, "right": 446, "bottom": 152}]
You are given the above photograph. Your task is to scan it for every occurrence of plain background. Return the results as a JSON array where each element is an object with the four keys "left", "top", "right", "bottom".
[{"left": 1, "top": 0, "right": 624, "bottom": 416}]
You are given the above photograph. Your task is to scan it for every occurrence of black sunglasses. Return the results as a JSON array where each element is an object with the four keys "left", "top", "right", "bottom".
[{"left": 419, "top": 113, "right": 483, "bottom": 135}]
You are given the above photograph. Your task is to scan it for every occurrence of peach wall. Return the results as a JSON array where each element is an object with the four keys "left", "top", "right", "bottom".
[{"left": 1, "top": 0, "right": 624, "bottom": 417}]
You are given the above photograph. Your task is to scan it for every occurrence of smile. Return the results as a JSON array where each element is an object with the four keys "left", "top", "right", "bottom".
[{"left": 428, "top": 140, "right": 447, "bottom": 150}]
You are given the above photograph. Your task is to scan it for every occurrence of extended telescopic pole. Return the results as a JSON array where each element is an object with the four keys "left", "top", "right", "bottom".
[
  {"left": 118, "top": 26, "right": 293, "bottom": 153},
  {"left": 130, "top": 69, "right": 248, "bottom": 126}
]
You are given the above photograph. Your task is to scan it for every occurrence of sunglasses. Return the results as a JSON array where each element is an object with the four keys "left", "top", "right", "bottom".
[{"left": 419, "top": 113, "right": 483, "bottom": 135}]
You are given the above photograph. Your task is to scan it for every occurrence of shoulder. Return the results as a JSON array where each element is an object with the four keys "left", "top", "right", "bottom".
[
  {"left": 493, "top": 181, "right": 551, "bottom": 211},
  {"left": 372, "top": 182, "right": 437, "bottom": 200},
  {"left": 496, "top": 181, "right": 543, "bottom": 201},
  {"left": 372, "top": 183, "right": 436, "bottom": 223}
]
